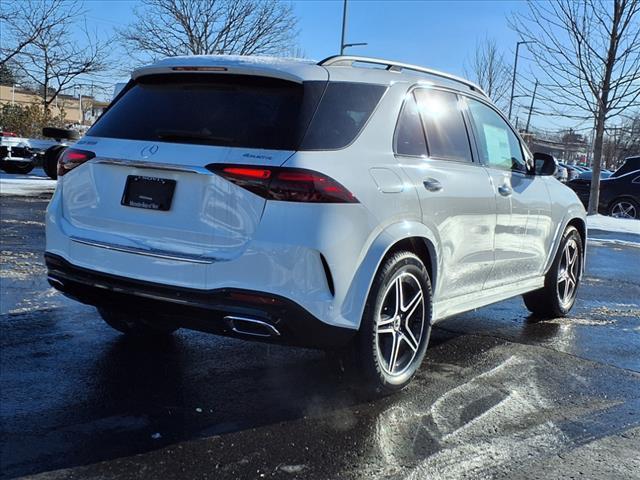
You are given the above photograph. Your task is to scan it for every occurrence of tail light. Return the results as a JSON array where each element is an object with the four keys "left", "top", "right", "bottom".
[
  {"left": 57, "top": 148, "right": 95, "bottom": 176},
  {"left": 208, "top": 164, "right": 358, "bottom": 203}
]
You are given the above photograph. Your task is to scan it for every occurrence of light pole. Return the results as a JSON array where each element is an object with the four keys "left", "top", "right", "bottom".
[
  {"left": 340, "top": 0, "right": 367, "bottom": 54},
  {"left": 74, "top": 85, "right": 83, "bottom": 125},
  {"left": 508, "top": 40, "right": 533, "bottom": 121},
  {"left": 525, "top": 79, "right": 538, "bottom": 133}
]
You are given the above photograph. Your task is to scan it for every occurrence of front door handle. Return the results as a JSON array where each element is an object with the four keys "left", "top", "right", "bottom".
[
  {"left": 423, "top": 178, "right": 443, "bottom": 192},
  {"left": 498, "top": 185, "right": 512, "bottom": 197}
]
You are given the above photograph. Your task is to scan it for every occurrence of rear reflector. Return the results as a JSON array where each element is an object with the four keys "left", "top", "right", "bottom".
[
  {"left": 208, "top": 164, "right": 358, "bottom": 203},
  {"left": 57, "top": 148, "right": 95, "bottom": 176},
  {"left": 228, "top": 291, "right": 283, "bottom": 305}
]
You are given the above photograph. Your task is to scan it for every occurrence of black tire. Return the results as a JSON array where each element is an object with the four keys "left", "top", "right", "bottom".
[
  {"left": 1, "top": 162, "right": 35, "bottom": 174},
  {"left": 356, "top": 251, "right": 432, "bottom": 396},
  {"left": 42, "top": 145, "right": 66, "bottom": 179},
  {"left": 42, "top": 127, "right": 79, "bottom": 141},
  {"left": 523, "top": 226, "right": 583, "bottom": 319},
  {"left": 608, "top": 197, "right": 639, "bottom": 219},
  {"left": 97, "top": 307, "right": 178, "bottom": 337}
]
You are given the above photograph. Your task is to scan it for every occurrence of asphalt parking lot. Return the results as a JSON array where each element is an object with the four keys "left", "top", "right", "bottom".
[{"left": 1, "top": 192, "right": 640, "bottom": 480}]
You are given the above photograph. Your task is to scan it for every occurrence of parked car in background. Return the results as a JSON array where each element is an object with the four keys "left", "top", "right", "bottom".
[
  {"left": 0, "top": 132, "right": 35, "bottom": 174},
  {"left": 38, "top": 127, "right": 78, "bottom": 179},
  {"left": 0, "top": 128, "right": 77, "bottom": 178},
  {"left": 555, "top": 162, "right": 568, "bottom": 183},
  {"left": 568, "top": 156, "right": 640, "bottom": 219},
  {"left": 45, "top": 55, "right": 587, "bottom": 393},
  {"left": 559, "top": 162, "right": 581, "bottom": 182},
  {"left": 577, "top": 169, "right": 613, "bottom": 181},
  {"left": 610, "top": 156, "right": 640, "bottom": 178}
]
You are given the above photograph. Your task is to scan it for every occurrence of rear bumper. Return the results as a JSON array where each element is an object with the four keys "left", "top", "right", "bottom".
[{"left": 45, "top": 253, "right": 355, "bottom": 349}]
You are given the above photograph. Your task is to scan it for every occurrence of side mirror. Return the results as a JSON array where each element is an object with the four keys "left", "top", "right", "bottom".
[{"left": 533, "top": 152, "right": 557, "bottom": 176}]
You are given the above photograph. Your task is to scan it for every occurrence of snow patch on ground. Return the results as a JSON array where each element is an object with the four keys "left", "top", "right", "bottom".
[
  {"left": 0, "top": 169, "right": 56, "bottom": 196},
  {"left": 587, "top": 214, "right": 640, "bottom": 235},
  {"left": 588, "top": 237, "right": 640, "bottom": 248}
]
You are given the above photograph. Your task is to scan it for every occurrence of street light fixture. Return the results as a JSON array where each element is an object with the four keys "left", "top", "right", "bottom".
[
  {"left": 508, "top": 40, "right": 533, "bottom": 121},
  {"left": 340, "top": 0, "right": 367, "bottom": 54}
]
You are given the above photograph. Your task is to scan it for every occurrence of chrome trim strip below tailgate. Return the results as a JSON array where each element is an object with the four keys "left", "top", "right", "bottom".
[
  {"left": 92, "top": 158, "right": 213, "bottom": 175},
  {"left": 70, "top": 236, "right": 218, "bottom": 264}
]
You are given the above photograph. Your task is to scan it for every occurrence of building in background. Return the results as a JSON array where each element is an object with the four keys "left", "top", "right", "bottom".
[
  {"left": 520, "top": 128, "right": 590, "bottom": 166},
  {"left": 0, "top": 85, "right": 109, "bottom": 126}
]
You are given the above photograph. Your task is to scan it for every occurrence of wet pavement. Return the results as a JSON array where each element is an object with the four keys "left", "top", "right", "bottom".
[{"left": 1, "top": 194, "right": 639, "bottom": 480}]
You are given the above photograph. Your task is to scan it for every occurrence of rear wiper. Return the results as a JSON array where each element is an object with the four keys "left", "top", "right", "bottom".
[{"left": 156, "top": 129, "right": 235, "bottom": 144}]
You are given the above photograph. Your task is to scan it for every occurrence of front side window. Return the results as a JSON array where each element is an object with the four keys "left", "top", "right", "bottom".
[
  {"left": 414, "top": 88, "right": 473, "bottom": 162},
  {"left": 467, "top": 98, "right": 526, "bottom": 172},
  {"left": 394, "top": 92, "right": 428, "bottom": 156}
]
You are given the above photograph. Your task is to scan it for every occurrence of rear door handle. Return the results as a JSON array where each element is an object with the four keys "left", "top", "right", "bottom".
[
  {"left": 498, "top": 185, "right": 512, "bottom": 197},
  {"left": 423, "top": 178, "right": 443, "bottom": 192}
]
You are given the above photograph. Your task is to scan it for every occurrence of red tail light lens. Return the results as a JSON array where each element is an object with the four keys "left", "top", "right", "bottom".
[
  {"left": 57, "top": 148, "right": 95, "bottom": 176},
  {"left": 208, "top": 165, "right": 358, "bottom": 203}
]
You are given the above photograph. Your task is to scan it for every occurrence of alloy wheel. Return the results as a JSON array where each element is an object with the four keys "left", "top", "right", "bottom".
[
  {"left": 611, "top": 201, "right": 637, "bottom": 219},
  {"left": 557, "top": 238, "right": 580, "bottom": 309},
  {"left": 375, "top": 272, "right": 425, "bottom": 376}
]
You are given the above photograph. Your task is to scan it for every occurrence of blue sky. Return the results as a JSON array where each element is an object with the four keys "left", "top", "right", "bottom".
[
  {"left": 83, "top": 0, "right": 547, "bottom": 127},
  {"left": 85, "top": 0, "right": 528, "bottom": 74}
]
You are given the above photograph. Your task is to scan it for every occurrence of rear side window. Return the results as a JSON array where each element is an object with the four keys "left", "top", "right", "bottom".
[
  {"left": 394, "top": 92, "right": 428, "bottom": 156},
  {"left": 414, "top": 88, "right": 472, "bottom": 162},
  {"left": 300, "top": 83, "right": 386, "bottom": 150},
  {"left": 89, "top": 74, "right": 322, "bottom": 151}
]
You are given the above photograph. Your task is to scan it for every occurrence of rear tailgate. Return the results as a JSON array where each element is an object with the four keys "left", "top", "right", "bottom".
[
  {"left": 59, "top": 72, "right": 326, "bottom": 261},
  {"left": 62, "top": 139, "right": 293, "bottom": 261}
]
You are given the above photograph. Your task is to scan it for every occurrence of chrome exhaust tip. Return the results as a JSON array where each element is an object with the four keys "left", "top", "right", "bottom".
[{"left": 224, "top": 316, "right": 281, "bottom": 338}]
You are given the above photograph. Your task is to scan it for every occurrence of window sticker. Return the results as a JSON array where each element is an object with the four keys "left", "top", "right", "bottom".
[{"left": 483, "top": 124, "right": 512, "bottom": 168}]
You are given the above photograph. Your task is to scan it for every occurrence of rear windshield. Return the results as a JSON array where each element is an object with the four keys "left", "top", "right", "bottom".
[{"left": 88, "top": 74, "right": 385, "bottom": 151}]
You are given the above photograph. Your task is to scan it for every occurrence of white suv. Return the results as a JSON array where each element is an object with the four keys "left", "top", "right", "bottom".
[{"left": 45, "top": 55, "right": 586, "bottom": 394}]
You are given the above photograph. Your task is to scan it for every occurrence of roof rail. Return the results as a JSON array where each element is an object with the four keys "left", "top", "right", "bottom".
[{"left": 318, "top": 55, "right": 487, "bottom": 97}]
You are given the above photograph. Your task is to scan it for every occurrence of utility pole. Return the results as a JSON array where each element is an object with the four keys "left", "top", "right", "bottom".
[
  {"left": 75, "top": 85, "right": 83, "bottom": 125},
  {"left": 340, "top": 0, "right": 348, "bottom": 55},
  {"left": 508, "top": 41, "right": 532, "bottom": 121},
  {"left": 340, "top": 0, "right": 367, "bottom": 54},
  {"left": 525, "top": 80, "right": 538, "bottom": 133}
]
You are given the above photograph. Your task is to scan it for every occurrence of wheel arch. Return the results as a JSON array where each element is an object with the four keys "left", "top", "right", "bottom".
[
  {"left": 340, "top": 221, "right": 440, "bottom": 330},
  {"left": 567, "top": 217, "right": 586, "bottom": 251},
  {"left": 382, "top": 237, "right": 437, "bottom": 291},
  {"left": 544, "top": 209, "right": 587, "bottom": 276}
]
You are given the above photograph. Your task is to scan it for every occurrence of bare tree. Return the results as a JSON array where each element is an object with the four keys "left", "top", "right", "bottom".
[
  {"left": 465, "top": 38, "right": 512, "bottom": 111},
  {"left": 16, "top": 3, "right": 109, "bottom": 110},
  {"left": 603, "top": 114, "right": 640, "bottom": 168},
  {"left": 511, "top": 0, "right": 640, "bottom": 215},
  {"left": 0, "top": 0, "right": 78, "bottom": 68},
  {"left": 118, "top": 0, "right": 298, "bottom": 63}
]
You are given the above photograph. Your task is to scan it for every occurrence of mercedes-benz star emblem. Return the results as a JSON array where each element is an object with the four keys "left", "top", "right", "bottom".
[{"left": 140, "top": 144, "right": 159, "bottom": 158}]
